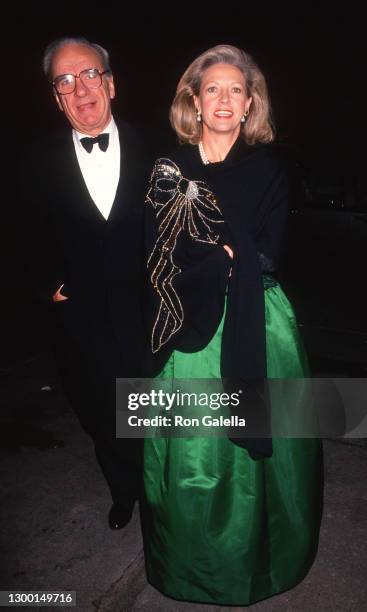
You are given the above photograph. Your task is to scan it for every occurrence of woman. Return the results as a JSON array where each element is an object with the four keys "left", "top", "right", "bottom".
[{"left": 142, "top": 44, "right": 323, "bottom": 606}]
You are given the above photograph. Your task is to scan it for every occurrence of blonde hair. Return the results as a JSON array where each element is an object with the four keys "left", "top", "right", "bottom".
[{"left": 169, "top": 44, "right": 275, "bottom": 145}]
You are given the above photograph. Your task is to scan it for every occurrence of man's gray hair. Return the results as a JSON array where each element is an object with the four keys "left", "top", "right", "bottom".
[{"left": 43, "top": 36, "right": 111, "bottom": 81}]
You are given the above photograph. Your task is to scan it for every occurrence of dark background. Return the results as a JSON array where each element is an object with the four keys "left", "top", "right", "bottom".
[
  {"left": 8, "top": 5, "right": 365, "bottom": 167},
  {"left": 2, "top": 4, "right": 366, "bottom": 374}
]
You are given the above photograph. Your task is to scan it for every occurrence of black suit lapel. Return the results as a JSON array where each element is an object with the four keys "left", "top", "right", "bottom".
[
  {"left": 107, "top": 120, "right": 149, "bottom": 226},
  {"left": 50, "top": 122, "right": 148, "bottom": 230},
  {"left": 53, "top": 131, "right": 107, "bottom": 226}
]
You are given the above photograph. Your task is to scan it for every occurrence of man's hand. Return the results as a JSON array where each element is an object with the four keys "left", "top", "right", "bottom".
[{"left": 53, "top": 283, "right": 69, "bottom": 302}]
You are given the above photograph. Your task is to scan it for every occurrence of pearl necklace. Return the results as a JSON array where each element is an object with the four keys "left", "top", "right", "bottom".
[{"left": 198, "top": 141, "right": 210, "bottom": 165}]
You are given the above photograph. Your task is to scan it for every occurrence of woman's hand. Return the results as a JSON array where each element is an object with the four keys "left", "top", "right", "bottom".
[
  {"left": 53, "top": 283, "right": 69, "bottom": 302},
  {"left": 223, "top": 245, "right": 234, "bottom": 277},
  {"left": 223, "top": 245, "right": 234, "bottom": 259}
]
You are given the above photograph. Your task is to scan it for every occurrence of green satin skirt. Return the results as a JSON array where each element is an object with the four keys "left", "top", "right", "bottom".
[{"left": 142, "top": 284, "right": 323, "bottom": 606}]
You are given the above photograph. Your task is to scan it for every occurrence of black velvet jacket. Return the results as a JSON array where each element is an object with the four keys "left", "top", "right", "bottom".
[
  {"left": 145, "top": 139, "right": 291, "bottom": 458},
  {"left": 145, "top": 138, "right": 290, "bottom": 377}
]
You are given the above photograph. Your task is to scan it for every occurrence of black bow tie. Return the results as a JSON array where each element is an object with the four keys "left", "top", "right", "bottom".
[{"left": 80, "top": 133, "right": 109, "bottom": 153}]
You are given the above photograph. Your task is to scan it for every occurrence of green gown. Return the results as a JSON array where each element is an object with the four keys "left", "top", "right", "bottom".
[{"left": 142, "top": 281, "right": 323, "bottom": 606}]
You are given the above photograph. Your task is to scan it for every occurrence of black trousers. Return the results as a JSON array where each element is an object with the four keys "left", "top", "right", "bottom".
[{"left": 49, "top": 298, "right": 143, "bottom": 507}]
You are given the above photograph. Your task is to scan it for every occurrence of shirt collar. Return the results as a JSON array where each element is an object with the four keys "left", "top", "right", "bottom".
[{"left": 73, "top": 116, "right": 117, "bottom": 147}]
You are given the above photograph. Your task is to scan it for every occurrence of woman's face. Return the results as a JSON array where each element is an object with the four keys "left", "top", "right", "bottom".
[{"left": 194, "top": 63, "right": 252, "bottom": 139}]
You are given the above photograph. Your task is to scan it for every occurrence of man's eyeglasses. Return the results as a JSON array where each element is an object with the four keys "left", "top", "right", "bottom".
[{"left": 52, "top": 68, "right": 110, "bottom": 95}]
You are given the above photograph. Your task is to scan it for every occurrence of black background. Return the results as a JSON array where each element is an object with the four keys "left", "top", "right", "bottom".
[
  {"left": 2, "top": 4, "right": 366, "bottom": 370},
  {"left": 7, "top": 4, "right": 365, "bottom": 168}
]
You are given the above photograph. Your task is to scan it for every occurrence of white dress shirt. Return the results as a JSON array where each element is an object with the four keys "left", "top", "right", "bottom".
[{"left": 72, "top": 116, "right": 120, "bottom": 220}]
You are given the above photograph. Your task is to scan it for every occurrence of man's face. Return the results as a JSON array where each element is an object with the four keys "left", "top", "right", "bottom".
[{"left": 51, "top": 43, "right": 115, "bottom": 135}]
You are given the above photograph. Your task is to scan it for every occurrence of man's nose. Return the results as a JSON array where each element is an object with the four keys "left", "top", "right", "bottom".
[{"left": 74, "top": 76, "right": 88, "bottom": 96}]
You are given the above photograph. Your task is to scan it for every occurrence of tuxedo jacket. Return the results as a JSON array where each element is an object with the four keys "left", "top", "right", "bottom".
[{"left": 22, "top": 119, "right": 151, "bottom": 376}]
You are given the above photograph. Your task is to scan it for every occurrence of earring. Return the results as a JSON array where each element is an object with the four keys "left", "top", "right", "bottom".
[
  {"left": 196, "top": 110, "right": 202, "bottom": 122},
  {"left": 241, "top": 109, "right": 249, "bottom": 124}
]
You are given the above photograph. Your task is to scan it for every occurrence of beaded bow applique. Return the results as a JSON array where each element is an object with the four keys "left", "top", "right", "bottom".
[{"left": 146, "top": 158, "right": 224, "bottom": 353}]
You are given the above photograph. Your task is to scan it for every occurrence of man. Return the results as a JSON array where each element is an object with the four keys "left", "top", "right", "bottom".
[{"left": 24, "top": 37, "right": 150, "bottom": 529}]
